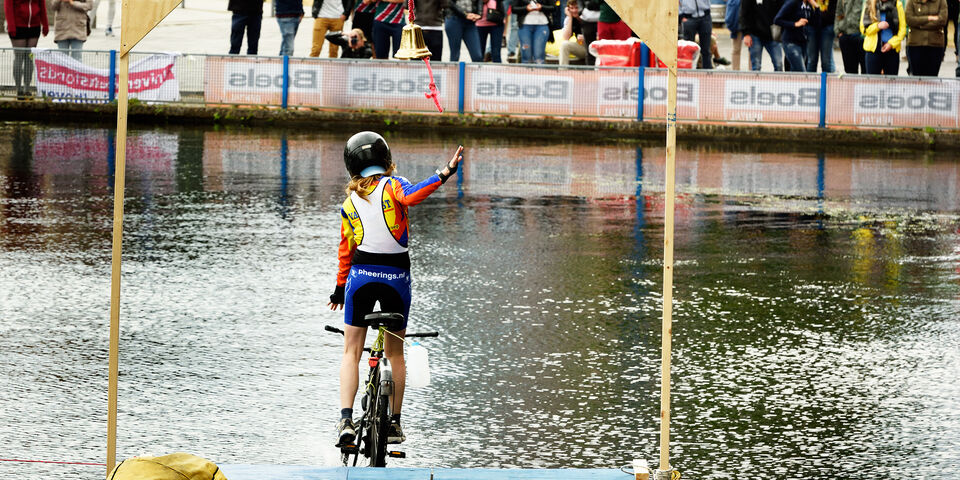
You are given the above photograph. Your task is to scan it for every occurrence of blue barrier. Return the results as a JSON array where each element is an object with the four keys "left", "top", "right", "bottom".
[
  {"left": 108, "top": 50, "right": 117, "bottom": 103},
  {"left": 637, "top": 64, "right": 645, "bottom": 122},
  {"left": 282, "top": 55, "right": 290, "bottom": 110},
  {"left": 819, "top": 72, "right": 827, "bottom": 129},
  {"left": 458, "top": 61, "right": 466, "bottom": 115}
]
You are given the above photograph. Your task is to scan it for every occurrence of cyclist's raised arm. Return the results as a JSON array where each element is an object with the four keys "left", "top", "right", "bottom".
[{"left": 390, "top": 145, "right": 465, "bottom": 207}]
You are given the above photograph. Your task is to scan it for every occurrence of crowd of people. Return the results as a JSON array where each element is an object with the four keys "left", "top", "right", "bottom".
[{"left": 3, "top": 0, "right": 958, "bottom": 77}]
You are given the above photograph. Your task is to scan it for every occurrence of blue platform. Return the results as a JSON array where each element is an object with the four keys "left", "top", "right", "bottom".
[{"left": 219, "top": 466, "right": 627, "bottom": 480}]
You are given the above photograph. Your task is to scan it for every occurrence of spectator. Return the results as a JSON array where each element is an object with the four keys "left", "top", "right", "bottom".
[
  {"left": 835, "top": 0, "right": 866, "bottom": 72},
  {"left": 680, "top": 0, "right": 714, "bottom": 69},
  {"left": 275, "top": 0, "right": 304, "bottom": 56},
  {"left": 372, "top": 0, "right": 405, "bottom": 59},
  {"left": 414, "top": 0, "right": 444, "bottom": 58},
  {"left": 326, "top": 28, "right": 374, "bottom": 57},
  {"left": 558, "top": 0, "right": 586, "bottom": 65},
  {"left": 506, "top": 5, "right": 521, "bottom": 61},
  {"left": 89, "top": 0, "right": 114, "bottom": 35},
  {"left": 310, "top": 0, "right": 353, "bottom": 57},
  {"left": 861, "top": 0, "right": 905, "bottom": 74},
  {"left": 805, "top": 0, "right": 836, "bottom": 71},
  {"left": 905, "top": 0, "right": 947, "bottom": 76},
  {"left": 228, "top": 0, "right": 264, "bottom": 55},
  {"left": 352, "top": 0, "right": 376, "bottom": 46},
  {"left": 726, "top": 0, "right": 744, "bottom": 69},
  {"left": 446, "top": 0, "right": 483, "bottom": 61},
  {"left": 476, "top": 0, "right": 507, "bottom": 62},
  {"left": 946, "top": 0, "right": 958, "bottom": 76},
  {"left": 597, "top": 0, "right": 629, "bottom": 40},
  {"left": 52, "top": 0, "right": 93, "bottom": 61},
  {"left": 775, "top": 0, "right": 817, "bottom": 71},
  {"left": 579, "top": 0, "right": 599, "bottom": 64},
  {"left": 740, "top": 0, "right": 785, "bottom": 70},
  {"left": 5, "top": 0, "right": 49, "bottom": 99},
  {"left": 514, "top": 0, "right": 555, "bottom": 63}
]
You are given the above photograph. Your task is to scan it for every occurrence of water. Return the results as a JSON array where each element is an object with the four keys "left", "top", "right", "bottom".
[{"left": 1, "top": 123, "right": 959, "bottom": 479}]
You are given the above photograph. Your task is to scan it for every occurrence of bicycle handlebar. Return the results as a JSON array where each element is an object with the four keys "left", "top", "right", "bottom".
[{"left": 324, "top": 325, "right": 439, "bottom": 339}]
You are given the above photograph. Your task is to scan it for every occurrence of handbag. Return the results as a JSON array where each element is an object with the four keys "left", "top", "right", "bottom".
[{"left": 486, "top": 7, "right": 504, "bottom": 23}]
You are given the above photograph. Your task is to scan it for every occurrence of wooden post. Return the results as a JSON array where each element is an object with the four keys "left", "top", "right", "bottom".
[
  {"left": 659, "top": 65, "right": 677, "bottom": 473},
  {"left": 106, "top": 51, "right": 130, "bottom": 478}
]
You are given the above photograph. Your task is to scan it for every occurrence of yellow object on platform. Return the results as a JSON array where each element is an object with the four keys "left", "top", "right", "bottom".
[{"left": 108, "top": 453, "right": 227, "bottom": 480}]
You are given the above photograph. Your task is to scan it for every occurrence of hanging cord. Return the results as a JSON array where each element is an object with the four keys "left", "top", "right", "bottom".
[{"left": 407, "top": 0, "right": 416, "bottom": 24}]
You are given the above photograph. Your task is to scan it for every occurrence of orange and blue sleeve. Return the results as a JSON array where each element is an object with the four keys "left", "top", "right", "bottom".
[
  {"left": 389, "top": 174, "right": 443, "bottom": 207},
  {"left": 337, "top": 207, "right": 357, "bottom": 286}
]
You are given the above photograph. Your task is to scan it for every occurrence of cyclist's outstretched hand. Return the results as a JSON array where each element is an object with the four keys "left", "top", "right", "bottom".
[{"left": 440, "top": 145, "right": 464, "bottom": 179}]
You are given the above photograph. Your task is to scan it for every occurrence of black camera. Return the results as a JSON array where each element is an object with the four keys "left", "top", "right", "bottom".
[{"left": 350, "top": 35, "right": 359, "bottom": 47}]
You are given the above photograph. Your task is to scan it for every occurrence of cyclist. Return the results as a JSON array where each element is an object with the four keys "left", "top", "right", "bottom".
[{"left": 328, "top": 131, "right": 463, "bottom": 448}]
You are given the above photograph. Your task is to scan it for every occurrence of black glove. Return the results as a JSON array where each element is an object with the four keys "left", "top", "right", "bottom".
[
  {"left": 436, "top": 160, "right": 459, "bottom": 184},
  {"left": 330, "top": 285, "right": 345, "bottom": 305}
]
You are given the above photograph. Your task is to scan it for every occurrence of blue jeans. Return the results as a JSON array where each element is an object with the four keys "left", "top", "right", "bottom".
[
  {"left": 230, "top": 13, "right": 262, "bottom": 54},
  {"left": 276, "top": 16, "right": 301, "bottom": 56},
  {"left": 518, "top": 23, "right": 549, "bottom": 63},
  {"left": 507, "top": 13, "right": 519, "bottom": 56},
  {"left": 373, "top": 20, "right": 404, "bottom": 59},
  {"left": 804, "top": 24, "right": 834, "bottom": 72},
  {"left": 478, "top": 23, "right": 505, "bottom": 62},
  {"left": 56, "top": 39, "right": 83, "bottom": 61},
  {"left": 783, "top": 42, "right": 806, "bottom": 72},
  {"left": 747, "top": 36, "right": 783, "bottom": 71},
  {"left": 445, "top": 15, "right": 483, "bottom": 62}
]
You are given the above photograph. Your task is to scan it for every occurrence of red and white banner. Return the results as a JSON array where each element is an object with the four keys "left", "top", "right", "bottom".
[{"left": 32, "top": 49, "right": 180, "bottom": 103}]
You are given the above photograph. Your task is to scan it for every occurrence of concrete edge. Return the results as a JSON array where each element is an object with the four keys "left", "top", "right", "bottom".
[{"left": 2, "top": 99, "right": 958, "bottom": 151}]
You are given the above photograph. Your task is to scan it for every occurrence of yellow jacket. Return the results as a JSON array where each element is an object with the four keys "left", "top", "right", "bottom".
[{"left": 861, "top": 0, "right": 907, "bottom": 52}]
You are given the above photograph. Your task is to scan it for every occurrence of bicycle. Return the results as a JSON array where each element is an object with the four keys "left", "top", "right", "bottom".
[{"left": 325, "top": 312, "right": 438, "bottom": 467}]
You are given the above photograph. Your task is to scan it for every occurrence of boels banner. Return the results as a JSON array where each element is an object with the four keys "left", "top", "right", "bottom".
[{"left": 203, "top": 56, "right": 960, "bottom": 129}]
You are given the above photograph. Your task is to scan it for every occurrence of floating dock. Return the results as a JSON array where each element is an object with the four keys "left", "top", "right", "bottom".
[{"left": 219, "top": 466, "right": 627, "bottom": 480}]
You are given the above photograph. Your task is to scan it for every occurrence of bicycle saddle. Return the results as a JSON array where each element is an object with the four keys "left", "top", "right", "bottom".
[{"left": 364, "top": 312, "right": 405, "bottom": 330}]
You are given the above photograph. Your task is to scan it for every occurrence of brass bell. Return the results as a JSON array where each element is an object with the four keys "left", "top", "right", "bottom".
[{"left": 394, "top": 23, "right": 432, "bottom": 60}]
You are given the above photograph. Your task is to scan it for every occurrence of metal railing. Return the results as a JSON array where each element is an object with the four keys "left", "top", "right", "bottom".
[{"left": 3, "top": 47, "right": 959, "bottom": 130}]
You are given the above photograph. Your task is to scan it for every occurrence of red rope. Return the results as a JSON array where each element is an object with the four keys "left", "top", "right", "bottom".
[
  {"left": 407, "top": 0, "right": 416, "bottom": 23},
  {"left": 0, "top": 458, "right": 107, "bottom": 466}
]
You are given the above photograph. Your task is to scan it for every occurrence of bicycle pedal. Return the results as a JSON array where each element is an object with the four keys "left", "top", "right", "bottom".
[{"left": 388, "top": 451, "right": 406, "bottom": 458}]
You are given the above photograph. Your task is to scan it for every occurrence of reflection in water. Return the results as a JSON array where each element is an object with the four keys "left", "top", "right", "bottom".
[{"left": 1, "top": 124, "right": 959, "bottom": 479}]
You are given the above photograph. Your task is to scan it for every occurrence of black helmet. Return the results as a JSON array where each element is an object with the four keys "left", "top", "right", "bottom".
[{"left": 343, "top": 131, "right": 392, "bottom": 178}]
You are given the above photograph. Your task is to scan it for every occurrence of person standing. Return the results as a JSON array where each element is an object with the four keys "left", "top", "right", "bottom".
[
  {"left": 726, "top": 0, "right": 744, "bottom": 69},
  {"left": 414, "top": 0, "right": 444, "bottom": 58},
  {"left": 905, "top": 0, "right": 948, "bottom": 75},
  {"left": 775, "top": 0, "right": 817, "bottom": 71},
  {"left": 680, "top": 0, "right": 714, "bottom": 69},
  {"left": 445, "top": 0, "right": 483, "bottom": 62},
  {"left": 89, "top": 0, "right": 114, "bottom": 35},
  {"left": 945, "top": 0, "right": 958, "bottom": 75},
  {"left": 228, "top": 0, "right": 264, "bottom": 55},
  {"left": 310, "top": 0, "right": 353, "bottom": 57},
  {"left": 372, "top": 0, "right": 405, "bottom": 59},
  {"left": 514, "top": 0, "right": 555, "bottom": 62},
  {"left": 836, "top": 0, "right": 866, "bottom": 72},
  {"left": 5, "top": 0, "right": 50, "bottom": 99},
  {"left": 861, "top": 0, "right": 906, "bottom": 74},
  {"left": 596, "top": 0, "right": 629, "bottom": 40},
  {"left": 351, "top": 0, "right": 376, "bottom": 46},
  {"left": 740, "top": 0, "right": 785, "bottom": 70},
  {"left": 579, "top": 0, "right": 599, "bottom": 64},
  {"left": 805, "top": 0, "right": 836, "bottom": 71},
  {"left": 52, "top": 0, "right": 93, "bottom": 61},
  {"left": 476, "top": 0, "right": 507, "bottom": 62},
  {"left": 275, "top": 0, "right": 304, "bottom": 56}
]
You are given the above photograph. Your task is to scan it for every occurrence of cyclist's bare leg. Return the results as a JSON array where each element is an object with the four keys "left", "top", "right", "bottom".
[
  {"left": 383, "top": 328, "right": 406, "bottom": 414},
  {"left": 340, "top": 325, "right": 368, "bottom": 409}
]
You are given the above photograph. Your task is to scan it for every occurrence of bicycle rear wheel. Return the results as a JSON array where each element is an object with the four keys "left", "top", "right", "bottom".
[{"left": 368, "top": 392, "right": 389, "bottom": 467}]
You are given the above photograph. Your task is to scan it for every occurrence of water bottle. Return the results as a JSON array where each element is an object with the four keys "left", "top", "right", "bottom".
[{"left": 406, "top": 342, "right": 430, "bottom": 388}]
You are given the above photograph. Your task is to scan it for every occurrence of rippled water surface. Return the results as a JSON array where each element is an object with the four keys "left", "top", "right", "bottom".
[{"left": 2, "top": 123, "right": 960, "bottom": 479}]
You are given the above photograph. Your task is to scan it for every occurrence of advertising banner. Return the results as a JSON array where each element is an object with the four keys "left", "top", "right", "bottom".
[
  {"left": 466, "top": 65, "right": 575, "bottom": 115},
  {"left": 320, "top": 61, "right": 455, "bottom": 112},
  {"left": 205, "top": 56, "right": 285, "bottom": 105},
  {"left": 721, "top": 75, "right": 821, "bottom": 123},
  {"left": 32, "top": 49, "right": 179, "bottom": 103},
  {"left": 827, "top": 76, "right": 959, "bottom": 128}
]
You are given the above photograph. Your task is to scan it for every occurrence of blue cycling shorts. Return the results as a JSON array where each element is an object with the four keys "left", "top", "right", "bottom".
[{"left": 344, "top": 264, "right": 412, "bottom": 330}]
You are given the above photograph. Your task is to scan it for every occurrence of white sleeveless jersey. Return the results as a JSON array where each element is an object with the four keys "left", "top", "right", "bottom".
[{"left": 349, "top": 179, "right": 407, "bottom": 254}]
